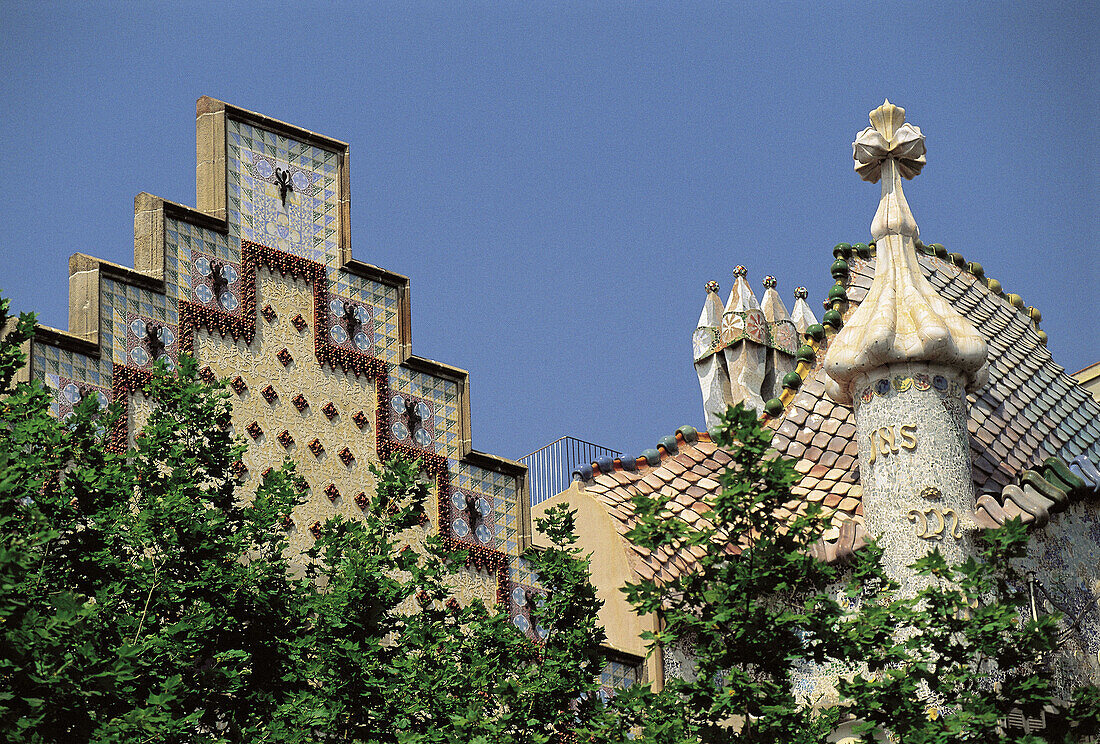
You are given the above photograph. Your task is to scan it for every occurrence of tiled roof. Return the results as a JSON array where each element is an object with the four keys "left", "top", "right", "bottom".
[
  {"left": 838, "top": 249, "right": 1100, "bottom": 486},
  {"left": 974, "top": 455, "right": 1100, "bottom": 529},
  {"left": 577, "top": 244, "right": 1100, "bottom": 584}
]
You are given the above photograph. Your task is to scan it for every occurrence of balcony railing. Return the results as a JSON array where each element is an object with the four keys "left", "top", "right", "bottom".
[{"left": 520, "top": 436, "right": 622, "bottom": 507}]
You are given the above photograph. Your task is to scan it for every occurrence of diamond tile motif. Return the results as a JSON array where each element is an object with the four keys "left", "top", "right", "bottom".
[
  {"left": 228, "top": 119, "right": 341, "bottom": 265},
  {"left": 455, "top": 461, "right": 523, "bottom": 556},
  {"left": 599, "top": 657, "right": 643, "bottom": 700},
  {"left": 394, "top": 366, "right": 460, "bottom": 460}
]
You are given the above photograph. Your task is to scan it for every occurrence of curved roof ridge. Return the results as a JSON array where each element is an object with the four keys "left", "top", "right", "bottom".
[
  {"left": 758, "top": 237, "right": 1055, "bottom": 423},
  {"left": 571, "top": 425, "right": 711, "bottom": 482},
  {"left": 974, "top": 454, "right": 1100, "bottom": 530}
]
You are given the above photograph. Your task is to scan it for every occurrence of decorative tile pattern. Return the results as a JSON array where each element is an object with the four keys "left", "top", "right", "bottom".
[
  {"left": 393, "top": 366, "right": 460, "bottom": 460},
  {"left": 506, "top": 581, "right": 546, "bottom": 640},
  {"left": 122, "top": 314, "right": 178, "bottom": 371},
  {"left": 42, "top": 374, "right": 110, "bottom": 421},
  {"left": 164, "top": 218, "right": 235, "bottom": 304},
  {"left": 32, "top": 344, "right": 112, "bottom": 396},
  {"left": 29, "top": 106, "right": 526, "bottom": 630},
  {"left": 333, "top": 272, "right": 403, "bottom": 365},
  {"left": 447, "top": 487, "right": 503, "bottom": 549},
  {"left": 508, "top": 556, "right": 539, "bottom": 588},
  {"left": 227, "top": 119, "right": 341, "bottom": 264},
  {"left": 599, "top": 657, "right": 643, "bottom": 701},
  {"left": 189, "top": 252, "right": 243, "bottom": 314},
  {"left": 454, "top": 461, "right": 523, "bottom": 557},
  {"left": 385, "top": 390, "right": 437, "bottom": 452},
  {"left": 325, "top": 295, "right": 374, "bottom": 355},
  {"left": 101, "top": 277, "right": 176, "bottom": 369}
]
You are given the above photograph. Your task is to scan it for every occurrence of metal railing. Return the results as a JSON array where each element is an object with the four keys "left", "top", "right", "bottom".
[{"left": 520, "top": 436, "right": 622, "bottom": 507}]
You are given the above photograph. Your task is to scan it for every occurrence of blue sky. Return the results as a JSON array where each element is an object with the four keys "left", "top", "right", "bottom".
[{"left": 1, "top": 2, "right": 1096, "bottom": 463}]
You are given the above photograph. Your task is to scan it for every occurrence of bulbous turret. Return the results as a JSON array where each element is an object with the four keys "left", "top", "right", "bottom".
[{"left": 824, "top": 101, "right": 988, "bottom": 404}]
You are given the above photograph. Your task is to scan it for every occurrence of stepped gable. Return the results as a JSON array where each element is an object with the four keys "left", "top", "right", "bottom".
[
  {"left": 574, "top": 241, "right": 1100, "bottom": 583},
  {"left": 20, "top": 97, "right": 542, "bottom": 637}
]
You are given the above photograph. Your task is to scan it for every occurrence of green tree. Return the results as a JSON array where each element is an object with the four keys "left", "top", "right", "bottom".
[
  {"left": 585, "top": 403, "right": 1100, "bottom": 743},
  {"left": 587, "top": 403, "right": 847, "bottom": 743},
  {"left": 0, "top": 295, "right": 611, "bottom": 743},
  {"left": 832, "top": 522, "right": 1100, "bottom": 743}
]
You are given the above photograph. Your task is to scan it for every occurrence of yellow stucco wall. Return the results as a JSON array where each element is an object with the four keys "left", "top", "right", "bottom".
[
  {"left": 1074, "top": 361, "right": 1100, "bottom": 404},
  {"left": 534, "top": 482, "right": 661, "bottom": 686}
]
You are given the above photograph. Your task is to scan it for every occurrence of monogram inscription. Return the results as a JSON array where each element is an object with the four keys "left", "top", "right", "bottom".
[
  {"left": 867, "top": 424, "right": 918, "bottom": 464},
  {"left": 908, "top": 506, "right": 963, "bottom": 540}
]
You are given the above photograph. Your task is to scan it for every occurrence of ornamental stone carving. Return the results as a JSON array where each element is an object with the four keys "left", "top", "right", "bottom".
[{"left": 825, "top": 101, "right": 988, "bottom": 405}]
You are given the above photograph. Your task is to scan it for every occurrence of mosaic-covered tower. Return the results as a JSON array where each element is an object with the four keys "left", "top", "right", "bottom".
[{"left": 824, "top": 101, "right": 989, "bottom": 576}]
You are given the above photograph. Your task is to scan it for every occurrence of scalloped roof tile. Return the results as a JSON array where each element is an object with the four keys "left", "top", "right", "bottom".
[{"left": 576, "top": 245, "right": 1100, "bottom": 584}]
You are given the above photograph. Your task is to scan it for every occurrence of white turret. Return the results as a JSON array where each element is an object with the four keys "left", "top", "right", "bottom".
[
  {"left": 790, "top": 286, "right": 819, "bottom": 335},
  {"left": 693, "top": 281, "right": 728, "bottom": 428},
  {"left": 693, "top": 269, "right": 805, "bottom": 428},
  {"left": 824, "top": 101, "right": 989, "bottom": 581}
]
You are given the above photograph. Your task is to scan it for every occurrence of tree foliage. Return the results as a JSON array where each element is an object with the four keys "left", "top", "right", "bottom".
[
  {"left": 0, "top": 295, "right": 610, "bottom": 742},
  {"left": 832, "top": 521, "right": 1100, "bottom": 743},
  {"left": 584, "top": 403, "right": 848, "bottom": 743},
  {"left": 585, "top": 403, "right": 1100, "bottom": 743},
  {"left": 3, "top": 290, "right": 1099, "bottom": 743}
]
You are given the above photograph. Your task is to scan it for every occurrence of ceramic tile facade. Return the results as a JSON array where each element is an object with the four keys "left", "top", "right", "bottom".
[
  {"left": 191, "top": 272, "right": 380, "bottom": 555},
  {"left": 31, "top": 342, "right": 112, "bottom": 391},
  {"left": 455, "top": 461, "right": 523, "bottom": 557},
  {"left": 393, "top": 365, "right": 461, "bottom": 461},
  {"left": 227, "top": 119, "right": 340, "bottom": 265},
  {"left": 165, "top": 218, "right": 237, "bottom": 305},
  {"left": 1020, "top": 501, "right": 1100, "bottom": 693},
  {"left": 332, "top": 272, "right": 403, "bottom": 365},
  {"left": 27, "top": 98, "right": 542, "bottom": 685}
]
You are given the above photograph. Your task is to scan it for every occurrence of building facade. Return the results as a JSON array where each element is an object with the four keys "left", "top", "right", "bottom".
[
  {"left": 12, "top": 97, "right": 1100, "bottom": 718},
  {"left": 15, "top": 96, "right": 559, "bottom": 642},
  {"left": 541, "top": 103, "right": 1100, "bottom": 714}
]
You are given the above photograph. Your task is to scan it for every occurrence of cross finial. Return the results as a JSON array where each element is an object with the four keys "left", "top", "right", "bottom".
[
  {"left": 823, "top": 101, "right": 988, "bottom": 404},
  {"left": 853, "top": 100, "right": 927, "bottom": 241},
  {"left": 853, "top": 100, "right": 926, "bottom": 184}
]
